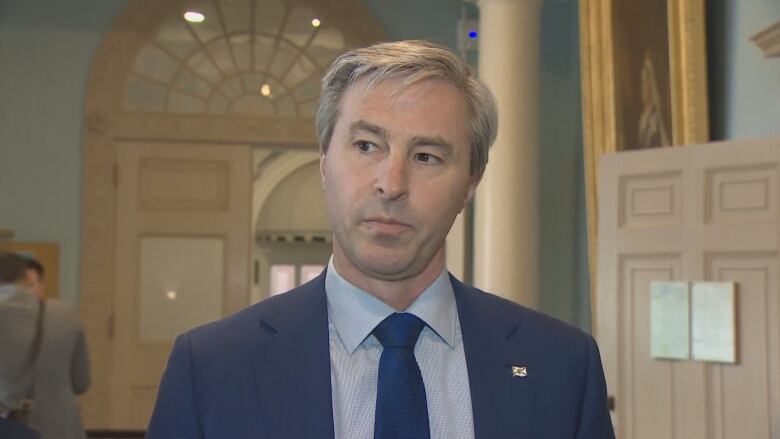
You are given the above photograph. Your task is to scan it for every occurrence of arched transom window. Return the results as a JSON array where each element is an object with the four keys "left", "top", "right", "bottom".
[{"left": 124, "top": 0, "right": 346, "bottom": 117}]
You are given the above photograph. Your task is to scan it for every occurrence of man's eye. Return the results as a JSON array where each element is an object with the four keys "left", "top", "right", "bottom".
[
  {"left": 355, "top": 141, "right": 376, "bottom": 152},
  {"left": 415, "top": 152, "right": 441, "bottom": 164}
]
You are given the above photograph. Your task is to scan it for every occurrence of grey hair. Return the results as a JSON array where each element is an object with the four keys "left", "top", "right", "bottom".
[{"left": 316, "top": 40, "right": 498, "bottom": 176}]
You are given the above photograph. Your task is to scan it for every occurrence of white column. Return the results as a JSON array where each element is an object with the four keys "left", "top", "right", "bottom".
[{"left": 474, "top": 0, "right": 541, "bottom": 308}]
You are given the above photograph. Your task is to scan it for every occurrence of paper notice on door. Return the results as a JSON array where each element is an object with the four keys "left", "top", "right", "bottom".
[
  {"left": 691, "top": 282, "right": 736, "bottom": 363},
  {"left": 650, "top": 281, "right": 690, "bottom": 360}
]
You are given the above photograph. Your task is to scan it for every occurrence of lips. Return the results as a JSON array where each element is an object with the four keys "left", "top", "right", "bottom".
[
  {"left": 362, "top": 217, "right": 411, "bottom": 234},
  {"left": 364, "top": 217, "right": 409, "bottom": 225}
]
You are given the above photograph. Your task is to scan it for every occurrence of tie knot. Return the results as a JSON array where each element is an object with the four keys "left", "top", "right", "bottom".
[{"left": 373, "top": 313, "right": 425, "bottom": 349}]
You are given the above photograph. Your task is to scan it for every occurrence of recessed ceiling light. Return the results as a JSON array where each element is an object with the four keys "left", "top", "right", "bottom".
[
  {"left": 165, "top": 290, "right": 178, "bottom": 300},
  {"left": 260, "top": 84, "right": 271, "bottom": 97},
  {"left": 311, "top": 18, "right": 321, "bottom": 28},
  {"left": 184, "top": 11, "right": 205, "bottom": 23}
]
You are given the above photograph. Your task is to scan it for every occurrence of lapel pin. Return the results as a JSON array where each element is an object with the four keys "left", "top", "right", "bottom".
[{"left": 511, "top": 365, "right": 528, "bottom": 378}]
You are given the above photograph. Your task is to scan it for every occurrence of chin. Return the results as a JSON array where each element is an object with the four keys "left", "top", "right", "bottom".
[{"left": 355, "top": 250, "right": 420, "bottom": 279}]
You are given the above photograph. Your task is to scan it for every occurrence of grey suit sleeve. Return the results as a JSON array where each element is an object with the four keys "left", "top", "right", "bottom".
[
  {"left": 575, "top": 336, "right": 616, "bottom": 439},
  {"left": 70, "top": 326, "right": 91, "bottom": 395}
]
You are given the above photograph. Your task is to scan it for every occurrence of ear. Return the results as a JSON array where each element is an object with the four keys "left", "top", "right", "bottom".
[
  {"left": 460, "top": 172, "right": 482, "bottom": 212},
  {"left": 319, "top": 149, "right": 328, "bottom": 185}
]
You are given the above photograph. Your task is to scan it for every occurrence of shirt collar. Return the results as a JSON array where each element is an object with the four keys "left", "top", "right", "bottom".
[{"left": 324, "top": 257, "right": 457, "bottom": 354}]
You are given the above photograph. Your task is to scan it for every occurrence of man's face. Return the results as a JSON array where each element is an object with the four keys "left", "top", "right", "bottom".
[
  {"left": 24, "top": 269, "right": 44, "bottom": 298},
  {"left": 321, "top": 78, "right": 480, "bottom": 283}
]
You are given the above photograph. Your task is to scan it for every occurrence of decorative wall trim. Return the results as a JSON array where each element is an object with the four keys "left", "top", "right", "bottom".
[
  {"left": 112, "top": 113, "right": 316, "bottom": 145},
  {"left": 751, "top": 21, "right": 780, "bottom": 58},
  {"left": 255, "top": 231, "right": 332, "bottom": 244}
]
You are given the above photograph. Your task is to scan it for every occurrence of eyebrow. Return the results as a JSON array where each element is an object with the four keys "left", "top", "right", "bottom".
[
  {"left": 348, "top": 119, "right": 455, "bottom": 156},
  {"left": 349, "top": 120, "right": 388, "bottom": 142}
]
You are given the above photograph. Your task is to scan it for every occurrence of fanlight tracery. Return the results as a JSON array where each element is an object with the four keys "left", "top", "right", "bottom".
[{"left": 124, "top": 0, "right": 346, "bottom": 117}]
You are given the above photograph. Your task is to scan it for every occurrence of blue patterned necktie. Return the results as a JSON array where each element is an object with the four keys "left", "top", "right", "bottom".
[{"left": 373, "top": 312, "right": 430, "bottom": 439}]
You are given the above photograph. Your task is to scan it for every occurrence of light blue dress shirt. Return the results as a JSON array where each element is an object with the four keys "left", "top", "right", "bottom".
[{"left": 325, "top": 259, "right": 475, "bottom": 439}]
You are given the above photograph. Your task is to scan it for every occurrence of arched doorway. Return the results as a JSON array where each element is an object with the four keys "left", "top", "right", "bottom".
[
  {"left": 252, "top": 159, "right": 331, "bottom": 301},
  {"left": 80, "top": 0, "right": 386, "bottom": 428}
]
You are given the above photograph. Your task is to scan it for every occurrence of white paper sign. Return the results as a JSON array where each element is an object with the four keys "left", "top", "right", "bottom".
[
  {"left": 650, "top": 281, "right": 690, "bottom": 360},
  {"left": 691, "top": 282, "right": 736, "bottom": 363}
]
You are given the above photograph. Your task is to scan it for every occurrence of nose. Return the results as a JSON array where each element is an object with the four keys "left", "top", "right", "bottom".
[{"left": 374, "top": 152, "right": 408, "bottom": 200}]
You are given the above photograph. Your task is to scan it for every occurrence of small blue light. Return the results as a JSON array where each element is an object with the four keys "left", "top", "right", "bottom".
[{"left": 468, "top": 31, "right": 478, "bottom": 39}]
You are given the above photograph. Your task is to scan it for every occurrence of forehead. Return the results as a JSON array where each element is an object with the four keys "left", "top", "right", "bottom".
[
  {"left": 338, "top": 78, "right": 471, "bottom": 139},
  {"left": 345, "top": 77, "right": 465, "bottom": 109}
]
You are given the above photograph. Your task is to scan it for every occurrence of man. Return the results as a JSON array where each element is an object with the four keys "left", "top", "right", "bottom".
[
  {"left": 148, "top": 40, "right": 615, "bottom": 438},
  {"left": 0, "top": 252, "right": 91, "bottom": 439},
  {"left": 0, "top": 251, "right": 41, "bottom": 439}
]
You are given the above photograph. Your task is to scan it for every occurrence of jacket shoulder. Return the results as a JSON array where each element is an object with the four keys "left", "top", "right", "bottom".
[
  {"left": 453, "top": 278, "right": 595, "bottom": 352},
  {"left": 182, "top": 276, "right": 324, "bottom": 356}
]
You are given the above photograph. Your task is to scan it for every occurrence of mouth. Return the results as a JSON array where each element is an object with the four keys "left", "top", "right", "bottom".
[{"left": 362, "top": 217, "right": 412, "bottom": 234}]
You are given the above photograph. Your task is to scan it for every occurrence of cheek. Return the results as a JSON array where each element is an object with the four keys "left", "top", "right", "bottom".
[
  {"left": 325, "top": 176, "right": 361, "bottom": 218},
  {"left": 329, "top": 163, "right": 373, "bottom": 201},
  {"left": 417, "top": 189, "right": 468, "bottom": 229}
]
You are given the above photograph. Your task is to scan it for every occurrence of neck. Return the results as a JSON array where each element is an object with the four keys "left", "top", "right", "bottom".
[{"left": 333, "top": 250, "right": 445, "bottom": 311}]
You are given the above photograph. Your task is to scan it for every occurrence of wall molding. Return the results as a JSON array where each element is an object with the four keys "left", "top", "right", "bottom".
[{"left": 751, "top": 21, "right": 780, "bottom": 58}]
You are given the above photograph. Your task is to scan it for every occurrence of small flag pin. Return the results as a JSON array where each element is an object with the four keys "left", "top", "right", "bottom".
[{"left": 511, "top": 365, "right": 528, "bottom": 378}]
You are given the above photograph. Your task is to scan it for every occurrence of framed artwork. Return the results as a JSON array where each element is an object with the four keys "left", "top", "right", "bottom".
[
  {"left": 579, "top": 0, "right": 709, "bottom": 331},
  {"left": 0, "top": 241, "right": 60, "bottom": 299}
]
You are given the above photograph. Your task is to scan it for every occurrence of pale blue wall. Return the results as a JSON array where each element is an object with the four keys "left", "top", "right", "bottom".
[
  {"left": 0, "top": 0, "right": 126, "bottom": 305},
  {"left": 362, "top": 0, "right": 462, "bottom": 50},
  {"left": 709, "top": 0, "right": 780, "bottom": 140},
  {"left": 537, "top": 1, "right": 590, "bottom": 329}
]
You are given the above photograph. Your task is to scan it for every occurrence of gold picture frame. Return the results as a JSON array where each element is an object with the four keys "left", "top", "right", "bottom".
[{"left": 579, "top": 0, "right": 709, "bottom": 331}]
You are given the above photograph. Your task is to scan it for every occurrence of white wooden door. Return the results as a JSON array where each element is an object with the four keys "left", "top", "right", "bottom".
[
  {"left": 597, "top": 137, "right": 780, "bottom": 439},
  {"left": 111, "top": 141, "right": 252, "bottom": 428}
]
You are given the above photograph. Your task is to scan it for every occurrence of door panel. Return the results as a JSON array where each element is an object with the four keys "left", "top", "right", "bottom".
[
  {"left": 598, "top": 137, "right": 780, "bottom": 438},
  {"left": 706, "top": 253, "right": 776, "bottom": 439},
  {"left": 112, "top": 141, "right": 251, "bottom": 428}
]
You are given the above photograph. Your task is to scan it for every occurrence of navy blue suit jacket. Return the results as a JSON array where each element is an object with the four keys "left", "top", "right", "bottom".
[{"left": 147, "top": 273, "right": 615, "bottom": 438}]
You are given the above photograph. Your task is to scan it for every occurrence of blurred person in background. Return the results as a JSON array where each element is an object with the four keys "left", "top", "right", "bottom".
[
  {"left": 0, "top": 251, "right": 41, "bottom": 438},
  {"left": 0, "top": 252, "right": 91, "bottom": 439}
]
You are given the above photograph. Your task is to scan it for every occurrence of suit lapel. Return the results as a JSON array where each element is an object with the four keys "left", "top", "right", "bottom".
[
  {"left": 452, "top": 276, "right": 536, "bottom": 439},
  {"left": 250, "top": 273, "right": 335, "bottom": 439}
]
